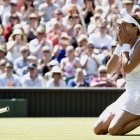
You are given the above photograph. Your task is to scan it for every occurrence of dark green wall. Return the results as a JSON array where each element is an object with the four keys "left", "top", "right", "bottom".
[{"left": 0, "top": 88, "right": 125, "bottom": 117}]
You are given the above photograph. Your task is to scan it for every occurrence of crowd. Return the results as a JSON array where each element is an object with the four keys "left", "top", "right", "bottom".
[{"left": 0, "top": 0, "right": 139, "bottom": 88}]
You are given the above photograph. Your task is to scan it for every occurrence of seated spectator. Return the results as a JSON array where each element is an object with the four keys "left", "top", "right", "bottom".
[
  {"left": 80, "top": 43, "right": 100, "bottom": 82},
  {"left": 3, "top": 13, "right": 21, "bottom": 42},
  {"left": 0, "top": 61, "right": 21, "bottom": 87},
  {"left": 44, "top": 59, "right": 59, "bottom": 82},
  {"left": 82, "top": 0, "right": 95, "bottom": 25},
  {"left": 67, "top": 68, "right": 89, "bottom": 87},
  {"left": 38, "top": 46, "right": 52, "bottom": 76},
  {"left": 14, "top": 45, "right": 30, "bottom": 76},
  {"left": 20, "top": 0, "right": 35, "bottom": 22},
  {"left": 38, "top": 0, "right": 57, "bottom": 23},
  {"left": 53, "top": 32, "right": 71, "bottom": 62},
  {"left": 76, "top": 34, "right": 89, "bottom": 56},
  {"left": 46, "top": 66, "right": 66, "bottom": 88},
  {"left": 90, "top": 65, "right": 116, "bottom": 87},
  {"left": 28, "top": 25, "right": 53, "bottom": 59},
  {"left": 60, "top": 45, "right": 81, "bottom": 82},
  {"left": 23, "top": 13, "right": 39, "bottom": 42},
  {"left": 6, "top": 28, "right": 27, "bottom": 61},
  {"left": 21, "top": 63, "right": 45, "bottom": 87},
  {"left": 88, "top": 20, "right": 113, "bottom": 51}
]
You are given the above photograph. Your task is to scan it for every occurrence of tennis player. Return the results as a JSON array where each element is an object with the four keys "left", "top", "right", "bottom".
[{"left": 94, "top": 14, "right": 140, "bottom": 135}]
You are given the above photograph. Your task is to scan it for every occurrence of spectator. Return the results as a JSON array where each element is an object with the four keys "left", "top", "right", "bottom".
[
  {"left": 89, "top": 20, "right": 113, "bottom": 51},
  {"left": 80, "top": 43, "right": 100, "bottom": 82},
  {"left": 14, "top": 45, "right": 30, "bottom": 76},
  {"left": 62, "top": 0, "right": 84, "bottom": 14},
  {"left": 3, "top": 13, "right": 21, "bottom": 42},
  {"left": 46, "top": 21, "right": 62, "bottom": 46},
  {"left": 6, "top": 28, "right": 27, "bottom": 61},
  {"left": 28, "top": 25, "right": 53, "bottom": 59},
  {"left": 24, "top": 13, "right": 40, "bottom": 42},
  {"left": 38, "top": 46, "right": 52, "bottom": 76},
  {"left": 67, "top": 68, "right": 89, "bottom": 87},
  {"left": 0, "top": 0, "right": 12, "bottom": 27},
  {"left": 20, "top": 0, "right": 35, "bottom": 22},
  {"left": 21, "top": 63, "right": 45, "bottom": 87},
  {"left": 44, "top": 59, "right": 59, "bottom": 82},
  {"left": 90, "top": 65, "right": 116, "bottom": 87},
  {"left": 82, "top": 0, "right": 95, "bottom": 25},
  {"left": 60, "top": 45, "right": 81, "bottom": 82},
  {"left": 38, "top": 0, "right": 58, "bottom": 23},
  {"left": 46, "top": 66, "right": 66, "bottom": 88},
  {"left": 76, "top": 34, "right": 88, "bottom": 56},
  {"left": 120, "top": 0, "right": 134, "bottom": 17},
  {"left": 0, "top": 61, "right": 21, "bottom": 87},
  {"left": 45, "top": 9, "right": 66, "bottom": 34},
  {"left": 87, "top": 13, "right": 103, "bottom": 34},
  {"left": 65, "top": 13, "right": 82, "bottom": 36},
  {"left": 53, "top": 32, "right": 71, "bottom": 62}
]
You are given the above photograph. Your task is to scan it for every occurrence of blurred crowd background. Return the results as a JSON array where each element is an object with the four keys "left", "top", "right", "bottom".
[{"left": 0, "top": 0, "right": 139, "bottom": 88}]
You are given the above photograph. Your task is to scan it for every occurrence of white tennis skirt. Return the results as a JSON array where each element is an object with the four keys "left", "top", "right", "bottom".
[{"left": 108, "top": 89, "right": 140, "bottom": 115}]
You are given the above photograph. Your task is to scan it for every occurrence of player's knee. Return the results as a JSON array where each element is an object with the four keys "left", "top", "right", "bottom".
[
  {"left": 93, "top": 126, "right": 101, "bottom": 135},
  {"left": 93, "top": 124, "right": 106, "bottom": 135},
  {"left": 108, "top": 125, "right": 122, "bottom": 135}
]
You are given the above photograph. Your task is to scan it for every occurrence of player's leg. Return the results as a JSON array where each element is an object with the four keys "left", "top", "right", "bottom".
[
  {"left": 93, "top": 104, "right": 115, "bottom": 135},
  {"left": 108, "top": 110, "right": 140, "bottom": 135}
]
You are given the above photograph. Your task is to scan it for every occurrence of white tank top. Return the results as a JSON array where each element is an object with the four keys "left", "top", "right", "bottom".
[{"left": 126, "top": 38, "right": 140, "bottom": 90}]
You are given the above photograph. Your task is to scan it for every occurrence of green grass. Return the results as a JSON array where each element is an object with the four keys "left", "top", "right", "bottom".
[{"left": 0, "top": 118, "right": 139, "bottom": 140}]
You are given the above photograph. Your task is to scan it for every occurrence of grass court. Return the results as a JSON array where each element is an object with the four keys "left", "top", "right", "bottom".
[{"left": 0, "top": 117, "right": 139, "bottom": 140}]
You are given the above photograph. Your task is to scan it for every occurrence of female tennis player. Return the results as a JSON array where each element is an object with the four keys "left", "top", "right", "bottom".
[{"left": 94, "top": 14, "right": 140, "bottom": 135}]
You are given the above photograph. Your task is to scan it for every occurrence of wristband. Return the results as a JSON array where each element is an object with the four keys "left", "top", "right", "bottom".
[
  {"left": 121, "top": 44, "right": 131, "bottom": 53},
  {"left": 113, "top": 44, "right": 122, "bottom": 57}
]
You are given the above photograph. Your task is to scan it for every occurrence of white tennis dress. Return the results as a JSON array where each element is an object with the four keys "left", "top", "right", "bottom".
[{"left": 110, "top": 39, "right": 140, "bottom": 115}]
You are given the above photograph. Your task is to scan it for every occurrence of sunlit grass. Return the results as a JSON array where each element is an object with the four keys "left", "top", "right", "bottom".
[{"left": 0, "top": 118, "right": 139, "bottom": 140}]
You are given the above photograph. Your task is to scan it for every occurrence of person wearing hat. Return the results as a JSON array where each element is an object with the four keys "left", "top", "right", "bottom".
[
  {"left": 6, "top": 28, "right": 27, "bottom": 62},
  {"left": 14, "top": 45, "right": 30, "bottom": 76},
  {"left": 27, "top": 55, "right": 37, "bottom": 64},
  {"left": 44, "top": 59, "right": 59, "bottom": 82},
  {"left": 0, "top": 61, "right": 21, "bottom": 87},
  {"left": 120, "top": 0, "right": 134, "bottom": 17},
  {"left": 76, "top": 34, "right": 89, "bottom": 56},
  {"left": 46, "top": 66, "right": 66, "bottom": 88},
  {"left": 21, "top": 63, "right": 45, "bottom": 87},
  {"left": 28, "top": 25, "right": 53, "bottom": 59},
  {"left": 94, "top": 14, "right": 140, "bottom": 135},
  {"left": 23, "top": 13, "right": 40, "bottom": 42}
]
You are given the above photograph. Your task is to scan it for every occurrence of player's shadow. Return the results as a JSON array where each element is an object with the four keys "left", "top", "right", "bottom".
[{"left": 125, "top": 134, "right": 140, "bottom": 136}]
